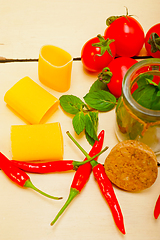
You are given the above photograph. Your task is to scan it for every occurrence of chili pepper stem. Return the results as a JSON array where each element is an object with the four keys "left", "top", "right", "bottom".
[
  {"left": 66, "top": 131, "right": 90, "bottom": 159},
  {"left": 66, "top": 131, "right": 108, "bottom": 160},
  {"left": 24, "top": 179, "right": 62, "bottom": 200},
  {"left": 50, "top": 188, "right": 79, "bottom": 226},
  {"left": 72, "top": 146, "right": 108, "bottom": 169}
]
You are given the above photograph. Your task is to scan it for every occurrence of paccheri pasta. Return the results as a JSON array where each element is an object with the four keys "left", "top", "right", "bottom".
[
  {"left": 4, "top": 76, "right": 59, "bottom": 124},
  {"left": 11, "top": 122, "right": 63, "bottom": 161}
]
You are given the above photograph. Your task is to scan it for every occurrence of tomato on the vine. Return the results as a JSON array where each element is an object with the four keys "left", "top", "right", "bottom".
[
  {"left": 145, "top": 23, "right": 160, "bottom": 58},
  {"left": 81, "top": 34, "right": 116, "bottom": 72},
  {"left": 107, "top": 57, "right": 138, "bottom": 98},
  {"left": 104, "top": 16, "right": 145, "bottom": 57}
]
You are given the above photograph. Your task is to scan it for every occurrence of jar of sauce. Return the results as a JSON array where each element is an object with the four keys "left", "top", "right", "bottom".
[{"left": 115, "top": 58, "right": 160, "bottom": 154}]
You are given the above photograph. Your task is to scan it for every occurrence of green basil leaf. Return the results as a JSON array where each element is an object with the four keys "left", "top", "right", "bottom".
[
  {"left": 150, "top": 91, "right": 160, "bottom": 110},
  {"left": 59, "top": 95, "right": 85, "bottom": 114},
  {"left": 89, "top": 79, "right": 109, "bottom": 93},
  {"left": 137, "top": 73, "right": 153, "bottom": 87},
  {"left": 157, "top": 90, "right": 160, "bottom": 97},
  {"left": 84, "top": 90, "right": 116, "bottom": 111},
  {"left": 132, "top": 84, "right": 157, "bottom": 109},
  {"left": 85, "top": 130, "right": 95, "bottom": 146},
  {"left": 72, "top": 111, "right": 85, "bottom": 135},
  {"left": 85, "top": 111, "right": 98, "bottom": 142}
]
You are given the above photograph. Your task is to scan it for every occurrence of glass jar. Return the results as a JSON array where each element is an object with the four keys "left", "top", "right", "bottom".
[{"left": 115, "top": 58, "right": 160, "bottom": 154}]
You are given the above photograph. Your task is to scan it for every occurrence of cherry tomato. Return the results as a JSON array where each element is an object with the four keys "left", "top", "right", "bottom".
[
  {"left": 104, "top": 16, "right": 145, "bottom": 57},
  {"left": 107, "top": 57, "right": 138, "bottom": 98},
  {"left": 81, "top": 35, "right": 116, "bottom": 72},
  {"left": 145, "top": 23, "right": 160, "bottom": 58}
]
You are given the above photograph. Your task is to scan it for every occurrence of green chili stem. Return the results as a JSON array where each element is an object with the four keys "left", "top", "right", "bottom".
[
  {"left": 50, "top": 188, "right": 79, "bottom": 226},
  {"left": 24, "top": 179, "right": 62, "bottom": 200},
  {"left": 72, "top": 146, "right": 108, "bottom": 168},
  {"left": 66, "top": 131, "right": 108, "bottom": 160},
  {"left": 90, "top": 159, "right": 99, "bottom": 168}
]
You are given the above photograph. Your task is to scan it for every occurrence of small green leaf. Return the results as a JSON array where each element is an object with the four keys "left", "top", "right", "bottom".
[
  {"left": 72, "top": 111, "right": 85, "bottom": 135},
  {"left": 146, "top": 78, "right": 158, "bottom": 86},
  {"left": 85, "top": 130, "right": 95, "bottom": 146},
  {"left": 84, "top": 90, "right": 116, "bottom": 111},
  {"left": 85, "top": 111, "right": 98, "bottom": 142},
  {"left": 150, "top": 91, "right": 160, "bottom": 110},
  {"left": 137, "top": 73, "right": 153, "bottom": 87},
  {"left": 89, "top": 79, "right": 108, "bottom": 93},
  {"left": 59, "top": 95, "right": 85, "bottom": 114}
]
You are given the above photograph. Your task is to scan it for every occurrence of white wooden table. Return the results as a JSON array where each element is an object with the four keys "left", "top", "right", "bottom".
[{"left": 0, "top": 0, "right": 160, "bottom": 239}]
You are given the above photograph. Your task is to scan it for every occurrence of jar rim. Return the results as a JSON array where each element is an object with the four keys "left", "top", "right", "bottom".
[{"left": 122, "top": 58, "right": 160, "bottom": 119}]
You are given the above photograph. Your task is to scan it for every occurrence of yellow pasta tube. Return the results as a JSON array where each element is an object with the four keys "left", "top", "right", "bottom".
[
  {"left": 4, "top": 76, "right": 59, "bottom": 124},
  {"left": 38, "top": 45, "right": 73, "bottom": 92},
  {"left": 11, "top": 122, "right": 63, "bottom": 161}
]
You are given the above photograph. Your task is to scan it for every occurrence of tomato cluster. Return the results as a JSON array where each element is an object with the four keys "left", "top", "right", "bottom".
[{"left": 81, "top": 13, "right": 160, "bottom": 98}]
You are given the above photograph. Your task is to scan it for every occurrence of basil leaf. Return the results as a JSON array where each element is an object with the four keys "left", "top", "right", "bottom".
[
  {"left": 59, "top": 95, "right": 85, "bottom": 114},
  {"left": 132, "top": 84, "right": 157, "bottom": 109},
  {"left": 72, "top": 111, "right": 85, "bottom": 135},
  {"left": 150, "top": 90, "right": 160, "bottom": 110},
  {"left": 89, "top": 79, "right": 109, "bottom": 93},
  {"left": 137, "top": 73, "right": 153, "bottom": 87},
  {"left": 84, "top": 90, "right": 116, "bottom": 111},
  {"left": 85, "top": 111, "right": 98, "bottom": 141},
  {"left": 85, "top": 130, "right": 95, "bottom": 146}
]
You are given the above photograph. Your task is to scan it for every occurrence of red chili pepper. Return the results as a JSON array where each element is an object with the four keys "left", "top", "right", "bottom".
[
  {"left": 90, "top": 160, "right": 125, "bottom": 235},
  {"left": 11, "top": 149, "right": 107, "bottom": 174},
  {"left": 154, "top": 195, "right": 160, "bottom": 219},
  {"left": 11, "top": 160, "right": 75, "bottom": 173},
  {"left": 50, "top": 130, "right": 105, "bottom": 226},
  {"left": 0, "top": 152, "right": 62, "bottom": 200}
]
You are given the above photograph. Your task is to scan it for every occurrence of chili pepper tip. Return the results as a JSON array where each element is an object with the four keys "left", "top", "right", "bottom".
[{"left": 154, "top": 195, "right": 160, "bottom": 219}]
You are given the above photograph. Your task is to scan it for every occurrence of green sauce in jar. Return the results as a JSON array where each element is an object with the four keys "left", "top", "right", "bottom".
[{"left": 115, "top": 58, "right": 160, "bottom": 154}]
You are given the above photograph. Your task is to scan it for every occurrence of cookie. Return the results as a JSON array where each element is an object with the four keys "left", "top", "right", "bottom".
[{"left": 104, "top": 140, "right": 158, "bottom": 192}]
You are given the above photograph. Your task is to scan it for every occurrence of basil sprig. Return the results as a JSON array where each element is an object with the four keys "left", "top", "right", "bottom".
[
  {"left": 60, "top": 95, "right": 99, "bottom": 145},
  {"left": 59, "top": 68, "right": 117, "bottom": 145}
]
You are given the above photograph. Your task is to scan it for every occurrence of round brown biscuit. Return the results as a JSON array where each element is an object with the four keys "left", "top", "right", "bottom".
[{"left": 104, "top": 140, "right": 158, "bottom": 192}]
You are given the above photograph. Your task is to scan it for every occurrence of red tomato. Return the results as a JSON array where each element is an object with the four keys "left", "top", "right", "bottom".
[
  {"left": 104, "top": 16, "right": 145, "bottom": 57},
  {"left": 81, "top": 35, "right": 116, "bottom": 72},
  {"left": 145, "top": 23, "right": 160, "bottom": 58},
  {"left": 107, "top": 57, "right": 138, "bottom": 98}
]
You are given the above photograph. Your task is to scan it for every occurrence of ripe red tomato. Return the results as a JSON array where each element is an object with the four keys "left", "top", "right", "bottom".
[
  {"left": 104, "top": 16, "right": 145, "bottom": 57},
  {"left": 145, "top": 23, "right": 160, "bottom": 58},
  {"left": 107, "top": 57, "right": 138, "bottom": 98},
  {"left": 81, "top": 35, "right": 116, "bottom": 72}
]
